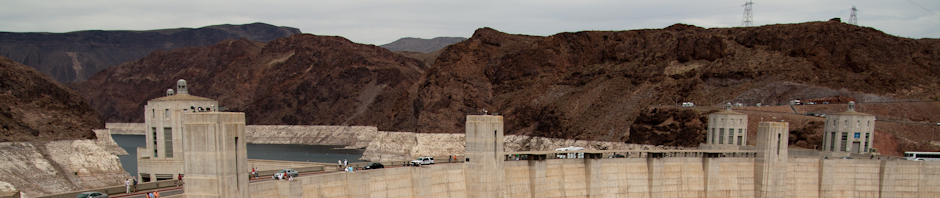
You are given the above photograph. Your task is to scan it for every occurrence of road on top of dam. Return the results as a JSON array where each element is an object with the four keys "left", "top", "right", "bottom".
[{"left": 109, "top": 163, "right": 447, "bottom": 198}]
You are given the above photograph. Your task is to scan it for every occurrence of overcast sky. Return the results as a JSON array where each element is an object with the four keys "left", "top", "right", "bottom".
[{"left": 1, "top": 0, "right": 937, "bottom": 45}]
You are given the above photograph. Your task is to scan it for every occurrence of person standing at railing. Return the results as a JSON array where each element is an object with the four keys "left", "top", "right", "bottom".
[
  {"left": 125, "top": 178, "right": 131, "bottom": 193},
  {"left": 251, "top": 167, "right": 256, "bottom": 179}
]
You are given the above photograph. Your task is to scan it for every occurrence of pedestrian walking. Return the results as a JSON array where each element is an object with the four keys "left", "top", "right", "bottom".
[
  {"left": 251, "top": 167, "right": 256, "bottom": 179},
  {"left": 125, "top": 178, "right": 130, "bottom": 193},
  {"left": 177, "top": 174, "right": 184, "bottom": 187},
  {"left": 133, "top": 178, "right": 138, "bottom": 192}
]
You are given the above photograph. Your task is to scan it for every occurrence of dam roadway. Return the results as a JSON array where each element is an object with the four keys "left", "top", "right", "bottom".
[{"left": 109, "top": 162, "right": 446, "bottom": 198}]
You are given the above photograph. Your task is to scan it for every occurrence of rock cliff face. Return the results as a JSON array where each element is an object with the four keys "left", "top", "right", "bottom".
[
  {"left": 360, "top": 131, "right": 686, "bottom": 162},
  {"left": 0, "top": 55, "right": 102, "bottom": 142},
  {"left": 80, "top": 22, "right": 940, "bottom": 153},
  {"left": 71, "top": 34, "right": 426, "bottom": 129},
  {"left": 0, "top": 23, "right": 300, "bottom": 83},
  {"left": 0, "top": 141, "right": 128, "bottom": 197},
  {"left": 415, "top": 22, "right": 940, "bottom": 144},
  {"left": 0, "top": 55, "right": 127, "bottom": 197}
]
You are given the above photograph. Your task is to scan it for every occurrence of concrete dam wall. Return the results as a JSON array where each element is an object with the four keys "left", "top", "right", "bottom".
[{"left": 247, "top": 156, "right": 940, "bottom": 198}]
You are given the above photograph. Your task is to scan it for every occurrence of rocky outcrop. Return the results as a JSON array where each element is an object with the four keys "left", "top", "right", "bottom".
[
  {"left": 0, "top": 141, "right": 127, "bottom": 197},
  {"left": 1, "top": 23, "right": 300, "bottom": 83},
  {"left": 0, "top": 55, "right": 102, "bottom": 142},
  {"left": 71, "top": 34, "right": 426, "bottom": 129},
  {"left": 94, "top": 129, "right": 127, "bottom": 155},
  {"left": 416, "top": 22, "right": 940, "bottom": 144},
  {"left": 360, "top": 131, "right": 687, "bottom": 162},
  {"left": 245, "top": 125, "right": 377, "bottom": 145},
  {"left": 360, "top": 131, "right": 465, "bottom": 162}
]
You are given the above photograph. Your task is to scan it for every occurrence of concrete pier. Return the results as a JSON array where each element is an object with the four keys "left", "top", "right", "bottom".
[{"left": 183, "top": 112, "right": 248, "bottom": 198}]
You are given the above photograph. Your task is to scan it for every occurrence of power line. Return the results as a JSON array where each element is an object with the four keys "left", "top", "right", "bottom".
[
  {"left": 741, "top": 0, "right": 754, "bottom": 27},
  {"left": 907, "top": 0, "right": 940, "bottom": 17},
  {"left": 849, "top": 6, "right": 858, "bottom": 25}
]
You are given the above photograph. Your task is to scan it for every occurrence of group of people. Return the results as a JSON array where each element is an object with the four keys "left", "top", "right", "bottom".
[
  {"left": 145, "top": 190, "right": 161, "bottom": 198},
  {"left": 250, "top": 167, "right": 259, "bottom": 179},
  {"left": 123, "top": 177, "right": 160, "bottom": 197},
  {"left": 273, "top": 172, "right": 294, "bottom": 180},
  {"left": 124, "top": 178, "right": 138, "bottom": 193},
  {"left": 338, "top": 159, "right": 356, "bottom": 172}
]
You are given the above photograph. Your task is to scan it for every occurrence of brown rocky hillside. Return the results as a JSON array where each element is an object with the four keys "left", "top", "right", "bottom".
[
  {"left": 0, "top": 56, "right": 102, "bottom": 142},
  {"left": 415, "top": 21, "right": 940, "bottom": 146},
  {"left": 0, "top": 23, "right": 300, "bottom": 83},
  {"left": 71, "top": 34, "right": 425, "bottom": 130},
  {"left": 72, "top": 21, "right": 940, "bottom": 155}
]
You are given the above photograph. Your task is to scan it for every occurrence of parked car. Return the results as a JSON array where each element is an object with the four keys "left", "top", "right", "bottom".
[
  {"left": 76, "top": 191, "right": 108, "bottom": 198},
  {"left": 410, "top": 157, "right": 435, "bottom": 166},
  {"left": 363, "top": 162, "right": 385, "bottom": 169},
  {"left": 273, "top": 169, "right": 298, "bottom": 179}
]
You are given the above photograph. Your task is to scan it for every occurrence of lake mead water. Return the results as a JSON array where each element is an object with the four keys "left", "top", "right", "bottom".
[{"left": 112, "top": 134, "right": 364, "bottom": 176}]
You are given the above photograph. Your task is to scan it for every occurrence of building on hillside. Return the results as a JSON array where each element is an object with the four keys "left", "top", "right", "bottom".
[
  {"left": 821, "top": 101, "right": 875, "bottom": 154},
  {"left": 703, "top": 103, "right": 748, "bottom": 149},
  {"left": 138, "top": 79, "right": 219, "bottom": 182}
]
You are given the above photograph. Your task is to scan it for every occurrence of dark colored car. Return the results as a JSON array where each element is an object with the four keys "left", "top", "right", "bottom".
[
  {"left": 363, "top": 162, "right": 384, "bottom": 170},
  {"left": 76, "top": 191, "right": 108, "bottom": 198}
]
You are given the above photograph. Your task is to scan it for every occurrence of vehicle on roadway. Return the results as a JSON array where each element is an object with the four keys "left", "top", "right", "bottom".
[
  {"left": 75, "top": 191, "right": 108, "bottom": 198},
  {"left": 555, "top": 146, "right": 585, "bottom": 159},
  {"left": 363, "top": 162, "right": 384, "bottom": 169},
  {"left": 273, "top": 169, "right": 298, "bottom": 179},
  {"left": 904, "top": 152, "right": 940, "bottom": 161},
  {"left": 410, "top": 157, "right": 435, "bottom": 166}
]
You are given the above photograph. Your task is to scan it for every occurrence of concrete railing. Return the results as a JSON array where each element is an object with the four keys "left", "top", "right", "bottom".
[{"left": 33, "top": 180, "right": 178, "bottom": 198}]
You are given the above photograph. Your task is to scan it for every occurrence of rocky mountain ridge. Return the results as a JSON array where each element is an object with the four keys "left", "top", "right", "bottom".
[
  {"left": 0, "top": 55, "right": 102, "bottom": 142},
  {"left": 71, "top": 34, "right": 426, "bottom": 130},
  {"left": 415, "top": 21, "right": 940, "bottom": 144},
  {"left": 72, "top": 21, "right": 940, "bottom": 154},
  {"left": 0, "top": 22, "right": 300, "bottom": 82}
]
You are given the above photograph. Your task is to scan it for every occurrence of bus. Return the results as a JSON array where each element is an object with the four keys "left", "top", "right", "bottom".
[{"left": 903, "top": 152, "right": 940, "bottom": 161}]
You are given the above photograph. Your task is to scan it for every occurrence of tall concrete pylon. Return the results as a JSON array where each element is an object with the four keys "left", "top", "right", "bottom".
[
  {"left": 754, "top": 121, "right": 788, "bottom": 198},
  {"left": 464, "top": 115, "right": 505, "bottom": 198},
  {"left": 183, "top": 112, "right": 249, "bottom": 198}
]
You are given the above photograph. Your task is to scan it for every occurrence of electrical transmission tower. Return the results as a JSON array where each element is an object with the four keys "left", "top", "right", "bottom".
[
  {"left": 849, "top": 6, "right": 858, "bottom": 25},
  {"left": 741, "top": 0, "right": 754, "bottom": 27}
]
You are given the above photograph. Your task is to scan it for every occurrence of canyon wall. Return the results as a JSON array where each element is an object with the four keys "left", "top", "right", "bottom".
[
  {"left": 360, "top": 132, "right": 687, "bottom": 162},
  {"left": 0, "top": 140, "right": 128, "bottom": 197}
]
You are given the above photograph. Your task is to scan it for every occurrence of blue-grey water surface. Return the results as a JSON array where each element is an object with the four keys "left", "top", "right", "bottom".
[{"left": 112, "top": 134, "right": 364, "bottom": 176}]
